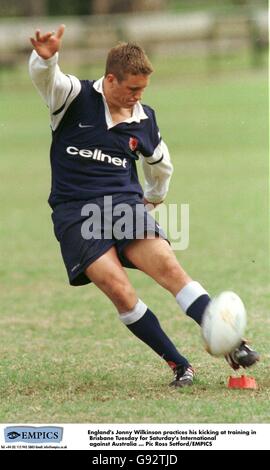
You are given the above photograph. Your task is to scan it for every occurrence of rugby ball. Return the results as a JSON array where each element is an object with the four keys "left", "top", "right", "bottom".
[{"left": 202, "top": 291, "right": 247, "bottom": 356}]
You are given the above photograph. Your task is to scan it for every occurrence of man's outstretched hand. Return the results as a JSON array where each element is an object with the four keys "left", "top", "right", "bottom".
[{"left": 30, "top": 24, "right": 65, "bottom": 59}]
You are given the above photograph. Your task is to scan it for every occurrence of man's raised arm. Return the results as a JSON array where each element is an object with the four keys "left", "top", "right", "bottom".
[{"left": 29, "top": 24, "right": 81, "bottom": 130}]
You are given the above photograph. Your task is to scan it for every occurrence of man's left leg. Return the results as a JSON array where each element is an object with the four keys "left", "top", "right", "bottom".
[
  {"left": 123, "top": 238, "right": 259, "bottom": 369},
  {"left": 84, "top": 247, "right": 193, "bottom": 387}
]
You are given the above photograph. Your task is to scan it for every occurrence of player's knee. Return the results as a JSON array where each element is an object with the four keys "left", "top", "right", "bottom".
[
  {"left": 112, "top": 283, "right": 135, "bottom": 306},
  {"left": 158, "top": 258, "right": 182, "bottom": 289},
  {"left": 104, "top": 277, "right": 136, "bottom": 311}
]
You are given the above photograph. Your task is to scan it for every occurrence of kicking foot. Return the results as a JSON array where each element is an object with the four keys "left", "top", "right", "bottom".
[{"left": 225, "top": 340, "right": 260, "bottom": 370}]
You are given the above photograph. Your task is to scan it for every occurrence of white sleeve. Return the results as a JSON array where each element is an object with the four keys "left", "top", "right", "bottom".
[
  {"left": 29, "top": 50, "right": 81, "bottom": 130},
  {"left": 139, "top": 139, "right": 173, "bottom": 203}
]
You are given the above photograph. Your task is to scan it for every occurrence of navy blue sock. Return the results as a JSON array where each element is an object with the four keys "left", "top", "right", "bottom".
[
  {"left": 186, "top": 294, "right": 211, "bottom": 326},
  {"left": 126, "top": 308, "right": 189, "bottom": 369}
]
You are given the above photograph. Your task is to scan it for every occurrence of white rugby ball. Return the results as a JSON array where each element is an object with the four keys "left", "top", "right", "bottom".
[{"left": 202, "top": 291, "right": 247, "bottom": 356}]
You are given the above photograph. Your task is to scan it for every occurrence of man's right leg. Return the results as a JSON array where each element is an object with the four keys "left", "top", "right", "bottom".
[
  {"left": 84, "top": 246, "right": 193, "bottom": 387},
  {"left": 123, "top": 238, "right": 259, "bottom": 370}
]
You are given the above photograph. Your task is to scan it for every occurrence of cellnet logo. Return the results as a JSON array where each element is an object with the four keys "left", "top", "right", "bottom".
[
  {"left": 66, "top": 146, "right": 128, "bottom": 168},
  {"left": 4, "top": 426, "right": 63, "bottom": 443}
]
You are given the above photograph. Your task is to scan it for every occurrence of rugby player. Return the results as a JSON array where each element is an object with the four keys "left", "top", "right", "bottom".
[{"left": 29, "top": 25, "right": 259, "bottom": 387}]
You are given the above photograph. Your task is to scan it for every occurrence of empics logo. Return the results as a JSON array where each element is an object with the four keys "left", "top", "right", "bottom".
[
  {"left": 4, "top": 426, "right": 63, "bottom": 443},
  {"left": 7, "top": 431, "right": 20, "bottom": 440}
]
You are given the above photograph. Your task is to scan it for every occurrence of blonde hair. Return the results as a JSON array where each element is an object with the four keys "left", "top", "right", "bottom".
[{"left": 105, "top": 42, "right": 153, "bottom": 81}]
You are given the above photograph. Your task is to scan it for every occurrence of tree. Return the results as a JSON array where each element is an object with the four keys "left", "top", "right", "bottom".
[
  {"left": 0, "top": 0, "right": 47, "bottom": 16},
  {"left": 91, "top": 0, "right": 166, "bottom": 14}
]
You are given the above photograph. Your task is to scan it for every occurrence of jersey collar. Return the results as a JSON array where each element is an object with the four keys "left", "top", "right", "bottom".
[{"left": 93, "top": 77, "right": 148, "bottom": 129}]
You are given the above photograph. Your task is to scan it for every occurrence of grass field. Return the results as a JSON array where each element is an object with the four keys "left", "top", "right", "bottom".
[{"left": 0, "top": 54, "right": 269, "bottom": 423}]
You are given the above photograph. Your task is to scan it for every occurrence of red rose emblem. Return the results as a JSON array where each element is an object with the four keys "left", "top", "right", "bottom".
[{"left": 129, "top": 137, "right": 139, "bottom": 152}]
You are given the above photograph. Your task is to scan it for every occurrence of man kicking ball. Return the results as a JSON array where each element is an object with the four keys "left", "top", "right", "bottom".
[{"left": 29, "top": 25, "right": 259, "bottom": 387}]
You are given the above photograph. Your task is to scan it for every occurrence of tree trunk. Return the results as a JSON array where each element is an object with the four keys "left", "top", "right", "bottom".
[
  {"left": 23, "top": 0, "right": 47, "bottom": 16},
  {"left": 91, "top": 0, "right": 111, "bottom": 14},
  {"left": 91, "top": 0, "right": 166, "bottom": 14}
]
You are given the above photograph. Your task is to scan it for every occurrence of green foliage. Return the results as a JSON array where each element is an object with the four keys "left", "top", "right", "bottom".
[
  {"left": 47, "top": 0, "right": 91, "bottom": 16},
  {"left": 169, "top": 0, "right": 268, "bottom": 13}
]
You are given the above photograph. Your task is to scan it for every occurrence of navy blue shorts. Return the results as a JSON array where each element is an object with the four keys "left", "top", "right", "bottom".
[{"left": 51, "top": 193, "right": 167, "bottom": 286}]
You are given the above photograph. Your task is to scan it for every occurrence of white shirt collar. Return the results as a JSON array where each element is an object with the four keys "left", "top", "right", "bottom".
[{"left": 93, "top": 77, "right": 148, "bottom": 129}]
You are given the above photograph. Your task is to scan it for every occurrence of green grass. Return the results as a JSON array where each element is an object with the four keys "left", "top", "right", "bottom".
[{"left": 0, "top": 55, "right": 268, "bottom": 423}]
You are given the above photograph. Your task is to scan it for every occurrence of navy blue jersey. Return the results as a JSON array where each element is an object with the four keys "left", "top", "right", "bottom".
[{"left": 49, "top": 80, "right": 160, "bottom": 208}]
